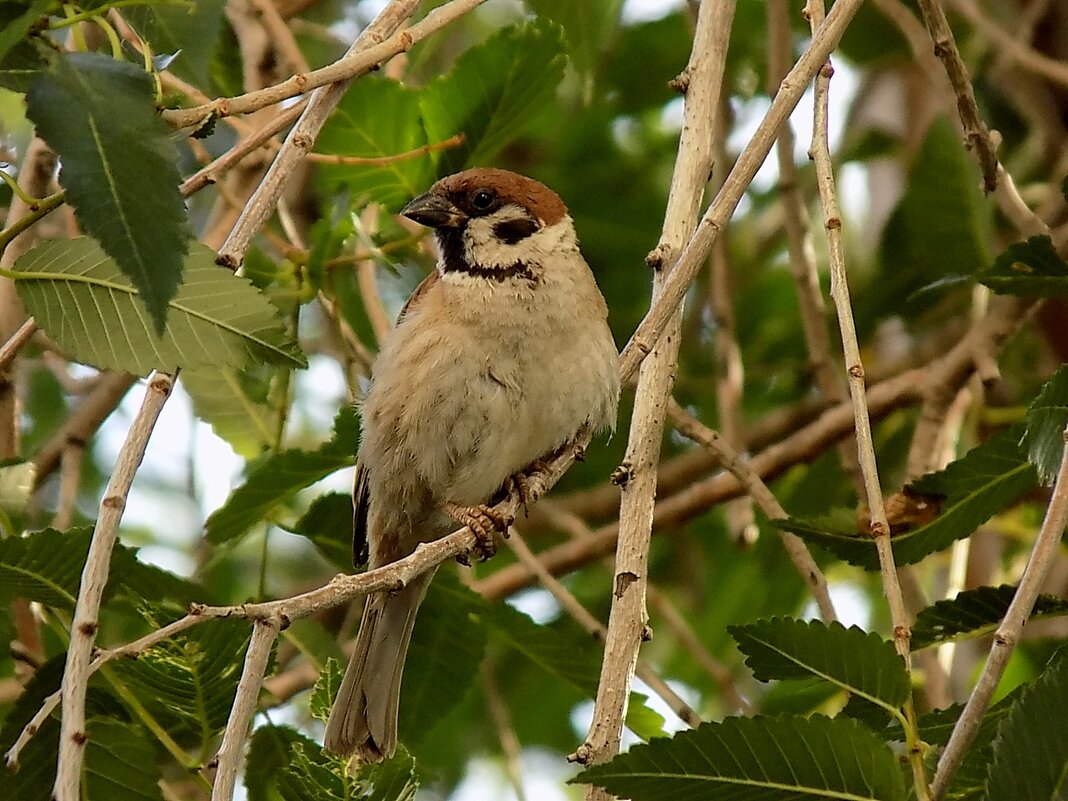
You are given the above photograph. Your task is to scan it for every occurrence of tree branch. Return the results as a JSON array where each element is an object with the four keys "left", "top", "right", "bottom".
[
  {"left": 210, "top": 617, "right": 282, "bottom": 801},
  {"left": 617, "top": 0, "right": 865, "bottom": 382},
  {"left": 914, "top": 0, "right": 999, "bottom": 192},
  {"left": 930, "top": 423, "right": 1068, "bottom": 799},
  {"left": 54, "top": 372, "right": 175, "bottom": 801},
  {"left": 573, "top": 4, "right": 734, "bottom": 788},
  {"left": 216, "top": 0, "right": 430, "bottom": 268},
  {"left": 163, "top": 0, "right": 485, "bottom": 130}
]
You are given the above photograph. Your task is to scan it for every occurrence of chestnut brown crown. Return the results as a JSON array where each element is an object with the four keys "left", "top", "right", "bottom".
[{"left": 400, "top": 168, "right": 567, "bottom": 230}]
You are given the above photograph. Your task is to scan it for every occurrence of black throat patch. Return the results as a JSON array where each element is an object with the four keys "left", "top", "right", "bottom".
[{"left": 435, "top": 227, "right": 539, "bottom": 284}]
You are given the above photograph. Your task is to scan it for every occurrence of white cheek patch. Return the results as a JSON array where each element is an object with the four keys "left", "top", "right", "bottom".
[
  {"left": 463, "top": 208, "right": 534, "bottom": 270},
  {"left": 461, "top": 207, "right": 577, "bottom": 271}
]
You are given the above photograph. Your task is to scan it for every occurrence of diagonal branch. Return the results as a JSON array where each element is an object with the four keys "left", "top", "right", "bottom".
[
  {"left": 618, "top": 0, "right": 866, "bottom": 382},
  {"left": 216, "top": 0, "right": 429, "bottom": 268},
  {"left": 162, "top": 0, "right": 487, "bottom": 130},
  {"left": 930, "top": 422, "right": 1068, "bottom": 799},
  {"left": 573, "top": 1, "right": 735, "bottom": 787},
  {"left": 914, "top": 0, "right": 999, "bottom": 191}
]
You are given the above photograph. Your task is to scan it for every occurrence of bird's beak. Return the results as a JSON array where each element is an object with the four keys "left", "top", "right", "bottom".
[{"left": 400, "top": 191, "right": 465, "bottom": 228}]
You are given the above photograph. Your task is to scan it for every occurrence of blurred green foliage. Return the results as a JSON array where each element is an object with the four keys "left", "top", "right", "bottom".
[{"left": 2, "top": 0, "right": 1068, "bottom": 798}]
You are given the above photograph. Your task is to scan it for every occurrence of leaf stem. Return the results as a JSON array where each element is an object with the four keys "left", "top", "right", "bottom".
[
  {"left": 0, "top": 191, "right": 66, "bottom": 257},
  {"left": 92, "top": 15, "right": 124, "bottom": 60},
  {"left": 47, "top": 0, "right": 183, "bottom": 29}
]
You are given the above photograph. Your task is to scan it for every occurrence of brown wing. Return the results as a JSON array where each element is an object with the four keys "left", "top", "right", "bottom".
[
  {"left": 351, "top": 459, "right": 370, "bottom": 567},
  {"left": 396, "top": 269, "right": 439, "bottom": 323},
  {"left": 351, "top": 269, "right": 437, "bottom": 567}
]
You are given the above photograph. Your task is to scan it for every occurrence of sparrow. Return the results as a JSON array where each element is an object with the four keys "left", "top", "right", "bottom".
[{"left": 323, "top": 168, "right": 620, "bottom": 762}]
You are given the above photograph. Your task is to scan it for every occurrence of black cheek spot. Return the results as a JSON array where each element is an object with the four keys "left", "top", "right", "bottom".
[{"left": 493, "top": 218, "right": 539, "bottom": 245}]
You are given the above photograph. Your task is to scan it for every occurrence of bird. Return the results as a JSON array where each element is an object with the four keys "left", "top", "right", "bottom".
[{"left": 322, "top": 168, "right": 620, "bottom": 762}]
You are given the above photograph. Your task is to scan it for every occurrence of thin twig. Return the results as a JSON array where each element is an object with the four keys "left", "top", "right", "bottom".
[
  {"left": 575, "top": 5, "right": 734, "bottom": 786},
  {"left": 54, "top": 372, "right": 175, "bottom": 801},
  {"left": 31, "top": 373, "right": 138, "bottom": 488},
  {"left": 930, "top": 422, "right": 1068, "bottom": 799},
  {"left": 806, "top": 0, "right": 912, "bottom": 661},
  {"left": 534, "top": 501, "right": 752, "bottom": 715},
  {"left": 708, "top": 134, "right": 757, "bottom": 547},
  {"left": 180, "top": 102, "right": 305, "bottom": 196},
  {"left": 618, "top": 0, "right": 866, "bottom": 381},
  {"left": 766, "top": 0, "right": 863, "bottom": 496},
  {"left": 217, "top": 0, "right": 430, "bottom": 268},
  {"left": 666, "top": 398, "right": 837, "bottom": 622},
  {"left": 304, "top": 133, "right": 465, "bottom": 165},
  {"left": 505, "top": 529, "right": 701, "bottom": 729},
  {"left": 352, "top": 206, "right": 393, "bottom": 345},
  {"left": 164, "top": 0, "right": 486, "bottom": 129},
  {"left": 210, "top": 617, "right": 282, "bottom": 801},
  {"left": 7, "top": 443, "right": 582, "bottom": 764},
  {"left": 481, "top": 658, "right": 527, "bottom": 801},
  {"left": 478, "top": 368, "right": 922, "bottom": 601},
  {"left": 805, "top": 2, "right": 927, "bottom": 796},
  {"left": 0, "top": 192, "right": 65, "bottom": 255},
  {"left": 646, "top": 586, "right": 753, "bottom": 714},
  {"left": 246, "top": 0, "right": 311, "bottom": 76},
  {"left": 948, "top": 0, "right": 1068, "bottom": 90},
  {"left": 51, "top": 441, "right": 86, "bottom": 530},
  {"left": 914, "top": 0, "right": 999, "bottom": 192},
  {"left": 0, "top": 318, "right": 37, "bottom": 372}
]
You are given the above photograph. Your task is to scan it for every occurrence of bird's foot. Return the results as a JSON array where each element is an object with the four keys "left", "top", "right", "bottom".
[
  {"left": 507, "top": 458, "right": 553, "bottom": 514},
  {"left": 447, "top": 503, "right": 510, "bottom": 565}
]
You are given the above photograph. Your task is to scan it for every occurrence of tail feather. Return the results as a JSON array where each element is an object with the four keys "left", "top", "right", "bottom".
[{"left": 323, "top": 570, "right": 435, "bottom": 761}]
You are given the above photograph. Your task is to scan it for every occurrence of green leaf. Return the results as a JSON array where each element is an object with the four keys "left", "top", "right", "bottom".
[
  {"left": 574, "top": 714, "right": 907, "bottom": 801},
  {"left": 0, "top": 0, "right": 50, "bottom": 64},
  {"left": 83, "top": 718, "right": 163, "bottom": 801},
  {"left": 125, "top": 0, "right": 227, "bottom": 88},
  {"left": 1023, "top": 363, "right": 1068, "bottom": 485},
  {"left": 109, "top": 619, "right": 250, "bottom": 744},
  {"left": 246, "top": 725, "right": 306, "bottom": 801},
  {"left": 274, "top": 734, "right": 418, "bottom": 801},
  {"left": 0, "top": 526, "right": 136, "bottom": 609},
  {"left": 978, "top": 235, "right": 1068, "bottom": 298},
  {"left": 0, "top": 1, "right": 52, "bottom": 92},
  {"left": 316, "top": 76, "right": 435, "bottom": 212},
  {"left": 13, "top": 237, "right": 305, "bottom": 375},
  {"left": 25, "top": 52, "right": 189, "bottom": 333},
  {"left": 182, "top": 365, "right": 277, "bottom": 459},
  {"left": 985, "top": 651, "right": 1068, "bottom": 801},
  {"left": 293, "top": 492, "right": 353, "bottom": 569},
  {"left": 779, "top": 429, "right": 1038, "bottom": 568},
  {"left": 204, "top": 408, "right": 357, "bottom": 543},
  {"left": 400, "top": 571, "right": 487, "bottom": 747},
  {"left": 525, "top": 0, "right": 622, "bottom": 78},
  {"left": 309, "top": 657, "right": 342, "bottom": 723},
  {"left": 876, "top": 116, "right": 990, "bottom": 314},
  {"left": 420, "top": 20, "right": 567, "bottom": 173},
  {"left": 912, "top": 585, "right": 1068, "bottom": 650},
  {"left": 730, "top": 618, "right": 909, "bottom": 715},
  {"left": 884, "top": 697, "right": 1016, "bottom": 801},
  {"left": 601, "top": 12, "right": 689, "bottom": 115}
]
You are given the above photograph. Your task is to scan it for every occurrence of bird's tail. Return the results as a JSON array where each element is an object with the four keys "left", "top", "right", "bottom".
[{"left": 323, "top": 569, "right": 436, "bottom": 761}]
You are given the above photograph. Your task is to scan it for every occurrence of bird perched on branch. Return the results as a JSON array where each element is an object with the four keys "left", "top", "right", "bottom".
[{"left": 323, "top": 168, "right": 620, "bottom": 762}]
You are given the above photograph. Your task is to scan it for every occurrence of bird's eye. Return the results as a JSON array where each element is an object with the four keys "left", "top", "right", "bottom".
[{"left": 472, "top": 189, "right": 495, "bottom": 210}]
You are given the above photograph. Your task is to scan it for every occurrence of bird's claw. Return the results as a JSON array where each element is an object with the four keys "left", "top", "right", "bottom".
[
  {"left": 507, "top": 458, "right": 552, "bottom": 514},
  {"left": 447, "top": 503, "right": 510, "bottom": 564}
]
